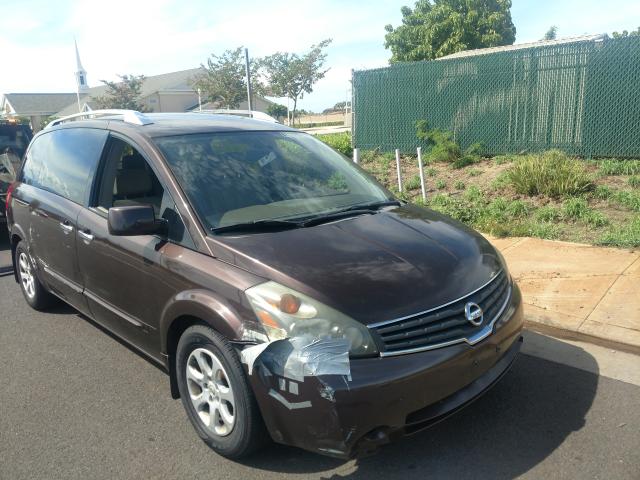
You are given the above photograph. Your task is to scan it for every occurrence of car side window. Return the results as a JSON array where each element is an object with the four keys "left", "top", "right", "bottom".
[
  {"left": 22, "top": 128, "right": 108, "bottom": 204},
  {"left": 96, "top": 136, "right": 195, "bottom": 248}
]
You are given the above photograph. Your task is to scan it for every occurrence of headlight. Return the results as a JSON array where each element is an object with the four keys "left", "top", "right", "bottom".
[{"left": 245, "top": 281, "right": 378, "bottom": 357}]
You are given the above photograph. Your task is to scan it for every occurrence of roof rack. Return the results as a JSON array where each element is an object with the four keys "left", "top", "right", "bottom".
[
  {"left": 196, "top": 109, "right": 278, "bottom": 123},
  {"left": 45, "top": 109, "right": 153, "bottom": 129}
]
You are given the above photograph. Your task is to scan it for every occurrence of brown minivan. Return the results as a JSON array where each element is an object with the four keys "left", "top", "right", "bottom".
[{"left": 7, "top": 111, "right": 523, "bottom": 459}]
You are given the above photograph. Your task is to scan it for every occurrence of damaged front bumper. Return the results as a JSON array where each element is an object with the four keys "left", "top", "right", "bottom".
[{"left": 243, "top": 283, "right": 524, "bottom": 458}]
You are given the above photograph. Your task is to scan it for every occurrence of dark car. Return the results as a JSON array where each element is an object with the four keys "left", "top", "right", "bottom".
[
  {"left": 7, "top": 111, "right": 523, "bottom": 459},
  {"left": 0, "top": 122, "right": 32, "bottom": 223}
]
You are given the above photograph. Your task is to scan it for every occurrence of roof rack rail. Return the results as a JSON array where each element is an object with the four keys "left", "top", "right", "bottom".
[
  {"left": 196, "top": 109, "right": 278, "bottom": 123},
  {"left": 45, "top": 109, "right": 153, "bottom": 129}
]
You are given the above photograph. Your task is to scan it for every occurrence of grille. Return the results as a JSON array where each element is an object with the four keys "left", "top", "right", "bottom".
[{"left": 371, "top": 271, "right": 510, "bottom": 356}]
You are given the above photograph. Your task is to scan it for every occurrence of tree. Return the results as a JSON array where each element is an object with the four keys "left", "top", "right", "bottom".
[
  {"left": 95, "top": 74, "right": 148, "bottom": 111},
  {"left": 612, "top": 27, "right": 640, "bottom": 38},
  {"left": 384, "top": 0, "right": 516, "bottom": 62},
  {"left": 192, "top": 47, "right": 256, "bottom": 109},
  {"left": 543, "top": 26, "right": 558, "bottom": 40},
  {"left": 267, "top": 103, "right": 287, "bottom": 121},
  {"left": 259, "top": 39, "right": 332, "bottom": 125}
]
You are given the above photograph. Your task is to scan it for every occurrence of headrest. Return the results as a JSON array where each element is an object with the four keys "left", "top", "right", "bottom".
[
  {"left": 122, "top": 153, "right": 146, "bottom": 170},
  {"left": 116, "top": 169, "right": 152, "bottom": 197}
]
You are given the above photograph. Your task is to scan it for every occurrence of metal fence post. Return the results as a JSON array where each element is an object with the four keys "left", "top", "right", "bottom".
[
  {"left": 417, "top": 147, "right": 426, "bottom": 202},
  {"left": 353, "top": 148, "right": 359, "bottom": 164},
  {"left": 395, "top": 149, "right": 402, "bottom": 192}
]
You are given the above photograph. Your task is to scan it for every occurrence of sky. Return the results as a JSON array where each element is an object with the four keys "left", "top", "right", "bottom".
[{"left": 1, "top": 0, "right": 639, "bottom": 112}]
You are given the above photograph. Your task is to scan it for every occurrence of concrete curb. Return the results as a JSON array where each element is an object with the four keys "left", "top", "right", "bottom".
[{"left": 525, "top": 319, "right": 640, "bottom": 357}]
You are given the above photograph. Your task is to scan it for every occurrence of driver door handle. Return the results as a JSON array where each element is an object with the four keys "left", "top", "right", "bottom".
[
  {"left": 78, "top": 230, "right": 94, "bottom": 243},
  {"left": 59, "top": 221, "right": 74, "bottom": 233}
]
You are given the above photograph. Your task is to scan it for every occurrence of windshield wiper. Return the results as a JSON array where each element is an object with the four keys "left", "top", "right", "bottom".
[
  {"left": 334, "top": 199, "right": 402, "bottom": 213},
  {"left": 211, "top": 219, "right": 302, "bottom": 234}
]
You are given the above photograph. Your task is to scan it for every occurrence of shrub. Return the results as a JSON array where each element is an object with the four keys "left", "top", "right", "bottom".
[
  {"left": 405, "top": 174, "right": 422, "bottom": 191},
  {"left": 436, "top": 179, "right": 446, "bottom": 189},
  {"left": 594, "top": 185, "right": 613, "bottom": 199},
  {"left": 563, "top": 198, "right": 590, "bottom": 219},
  {"left": 317, "top": 132, "right": 352, "bottom": 157},
  {"left": 507, "top": 150, "right": 593, "bottom": 198},
  {"left": 425, "top": 167, "right": 437, "bottom": 177},
  {"left": 416, "top": 120, "right": 461, "bottom": 163},
  {"left": 454, "top": 180, "right": 466, "bottom": 190}
]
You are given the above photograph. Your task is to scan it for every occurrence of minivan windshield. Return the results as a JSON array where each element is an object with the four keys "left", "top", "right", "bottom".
[{"left": 154, "top": 131, "right": 394, "bottom": 230}]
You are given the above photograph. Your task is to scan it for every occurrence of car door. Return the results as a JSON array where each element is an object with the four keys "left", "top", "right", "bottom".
[
  {"left": 19, "top": 127, "right": 107, "bottom": 313},
  {"left": 75, "top": 134, "right": 196, "bottom": 359}
]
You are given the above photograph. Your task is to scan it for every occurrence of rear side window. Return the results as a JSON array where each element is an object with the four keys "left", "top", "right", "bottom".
[{"left": 22, "top": 128, "right": 108, "bottom": 204}]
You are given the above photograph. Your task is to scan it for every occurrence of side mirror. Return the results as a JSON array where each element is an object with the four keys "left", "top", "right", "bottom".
[{"left": 108, "top": 205, "right": 167, "bottom": 236}]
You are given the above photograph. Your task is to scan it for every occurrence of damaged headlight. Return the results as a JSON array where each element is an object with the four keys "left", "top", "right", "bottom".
[{"left": 245, "top": 281, "right": 379, "bottom": 357}]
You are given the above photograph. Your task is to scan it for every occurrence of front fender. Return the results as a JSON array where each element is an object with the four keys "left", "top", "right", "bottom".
[{"left": 159, "top": 289, "right": 248, "bottom": 354}]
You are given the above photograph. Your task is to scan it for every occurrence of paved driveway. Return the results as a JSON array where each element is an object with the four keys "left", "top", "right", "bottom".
[{"left": 1, "top": 269, "right": 639, "bottom": 479}]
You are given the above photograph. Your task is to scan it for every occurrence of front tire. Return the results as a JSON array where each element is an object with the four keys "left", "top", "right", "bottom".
[
  {"left": 176, "top": 325, "right": 267, "bottom": 459},
  {"left": 15, "top": 242, "right": 57, "bottom": 310}
]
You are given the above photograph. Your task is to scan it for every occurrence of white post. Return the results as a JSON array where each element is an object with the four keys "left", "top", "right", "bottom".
[
  {"left": 417, "top": 147, "right": 426, "bottom": 202},
  {"left": 353, "top": 148, "right": 359, "bottom": 164},
  {"left": 395, "top": 149, "right": 402, "bottom": 192}
]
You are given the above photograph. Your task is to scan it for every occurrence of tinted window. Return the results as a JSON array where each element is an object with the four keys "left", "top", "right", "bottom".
[
  {"left": 94, "top": 136, "right": 195, "bottom": 248},
  {"left": 154, "top": 131, "right": 392, "bottom": 229},
  {"left": 22, "top": 128, "right": 107, "bottom": 204},
  {"left": 0, "top": 124, "right": 32, "bottom": 159}
]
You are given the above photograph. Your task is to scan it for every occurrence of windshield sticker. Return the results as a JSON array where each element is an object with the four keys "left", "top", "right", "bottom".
[{"left": 258, "top": 151, "right": 276, "bottom": 167}]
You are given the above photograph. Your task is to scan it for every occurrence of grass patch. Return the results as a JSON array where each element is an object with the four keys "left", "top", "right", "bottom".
[
  {"left": 598, "top": 216, "right": 640, "bottom": 247},
  {"left": 453, "top": 180, "right": 466, "bottom": 190},
  {"left": 629, "top": 176, "right": 640, "bottom": 188},
  {"left": 598, "top": 159, "right": 640, "bottom": 176},
  {"left": 405, "top": 174, "right": 422, "bottom": 191},
  {"left": 507, "top": 150, "right": 594, "bottom": 198},
  {"left": 436, "top": 179, "right": 447, "bottom": 189}
]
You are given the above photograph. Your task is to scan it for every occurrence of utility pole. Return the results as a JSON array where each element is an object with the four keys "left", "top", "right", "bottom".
[{"left": 244, "top": 48, "right": 253, "bottom": 113}]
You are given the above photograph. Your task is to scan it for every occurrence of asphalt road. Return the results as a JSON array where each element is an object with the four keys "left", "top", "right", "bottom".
[{"left": 0, "top": 240, "right": 639, "bottom": 479}]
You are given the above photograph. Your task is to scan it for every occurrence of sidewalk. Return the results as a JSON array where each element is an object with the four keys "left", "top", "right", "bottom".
[{"left": 487, "top": 236, "right": 640, "bottom": 354}]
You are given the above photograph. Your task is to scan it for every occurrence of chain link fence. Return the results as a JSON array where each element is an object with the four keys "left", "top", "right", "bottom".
[{"left": 353, "top": 36, "right": 640, "bottom": 158}]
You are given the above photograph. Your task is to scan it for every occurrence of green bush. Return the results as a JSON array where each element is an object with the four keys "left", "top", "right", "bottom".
[
  {"left": 454, "top": 180, "right": 466, "bottom": 190},
  {"left": 507, "top": 150, "right": 593, "bottom": 198},
  {"left": 317, "top": 132, "right": 352, "bottom": 157},
  {"left": 416, "top": 120, "right": 482, "bottom": 167},
  {"left": 436, "top": 179, "right": 446, "bottom": 189},
  {"left": 563, "top": 197, "right": 590, "bottom": 219},
  {"left": 405, "top": 174, "right": 422, "bottom": 191},
  {"left": 425, "top": 167, "right": 437, "bottom": 177},
  {"left": 594, "top": 185, "right": 613, "bottom": 199}
]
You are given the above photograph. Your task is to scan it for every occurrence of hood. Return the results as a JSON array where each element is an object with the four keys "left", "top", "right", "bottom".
[{"left": 210, "top": 204, "right": 503, "bottom": 325}]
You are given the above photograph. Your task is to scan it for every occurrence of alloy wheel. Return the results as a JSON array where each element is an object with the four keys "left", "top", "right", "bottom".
[
  {"left": 186, "top": 348, "right": 236, "bottom": 437},
  {"left": 18, "top": 252, "right": 35, "bottom": 299}
]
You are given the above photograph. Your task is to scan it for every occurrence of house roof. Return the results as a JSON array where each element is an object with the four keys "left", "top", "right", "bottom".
[
  {"left": 55, "top": 67, "right": 203, "bottom": 117},
  {"left": 438, "top": 34, "right": 607, "bottom": 60},
  {"left": 2, "top": 93, "right": 79, "bottom": 115}
]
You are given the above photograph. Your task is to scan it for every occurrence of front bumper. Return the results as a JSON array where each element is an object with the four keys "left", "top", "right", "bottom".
[{"left": 247, "top": 282, "right": 524, "bottom": 458}]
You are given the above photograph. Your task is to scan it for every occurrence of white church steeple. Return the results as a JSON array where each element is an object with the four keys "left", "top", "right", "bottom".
[{"left": 74, "top": 40, "right": 89, "bottom": 93}]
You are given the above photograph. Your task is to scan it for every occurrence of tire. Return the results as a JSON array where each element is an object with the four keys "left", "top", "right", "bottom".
[
  {"left": 176, "top": 324, "right": 268, "bottom": 459},
  {"left": 15, "top": 241, "right": 57, "bottom": 311}
]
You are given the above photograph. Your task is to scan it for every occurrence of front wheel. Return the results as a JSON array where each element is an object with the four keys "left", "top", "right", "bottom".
[{"left": 176, "top": 325, "right": 268, "bottom": 459}]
